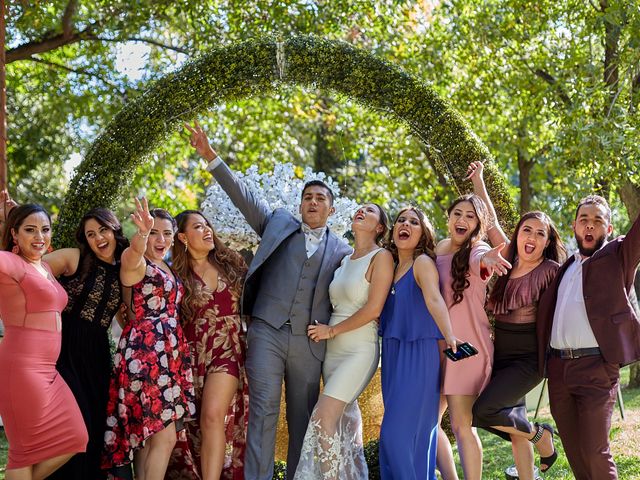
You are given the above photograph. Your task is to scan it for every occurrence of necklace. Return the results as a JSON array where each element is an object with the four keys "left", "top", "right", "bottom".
[{"left": 391, "top": 260, "right": 413, "bottom": 295}]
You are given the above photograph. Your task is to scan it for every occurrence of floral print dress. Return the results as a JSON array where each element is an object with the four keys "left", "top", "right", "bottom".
[
  {"left": 102, "top": 260, "right": 196, "bottom": 471},
  {"left": 167, "top": 273, "right": 248, "bottom": 480}
]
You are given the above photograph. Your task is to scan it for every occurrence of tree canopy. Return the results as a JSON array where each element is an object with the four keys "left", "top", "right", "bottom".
[{"left": 5, "top": 0, "right": 639, "bottom": 237}]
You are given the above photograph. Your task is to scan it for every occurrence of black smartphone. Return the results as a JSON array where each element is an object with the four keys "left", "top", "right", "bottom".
[{"left": 443, "top": 342, "right": 479, "bottom": 362}]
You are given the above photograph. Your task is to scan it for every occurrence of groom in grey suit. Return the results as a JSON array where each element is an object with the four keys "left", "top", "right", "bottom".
[{"left": 186, "top": 122, "right": 352, "bottom": 480}]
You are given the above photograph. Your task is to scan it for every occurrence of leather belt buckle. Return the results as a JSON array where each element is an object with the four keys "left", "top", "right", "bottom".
[{"left": 551, "top": 347, "right": 600, "bottom": 359}]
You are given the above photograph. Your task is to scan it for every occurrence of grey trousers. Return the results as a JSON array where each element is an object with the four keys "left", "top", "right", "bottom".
[{"left": 243, "top": 318, "right": 322, "bottom": 480}]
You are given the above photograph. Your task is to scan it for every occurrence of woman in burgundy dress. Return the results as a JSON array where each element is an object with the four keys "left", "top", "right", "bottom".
[
  {"left": 102, "top": 200, "right": 195, "bottom": 479},
  {"left": 168, "top": 210, "right": 248, "bottom": 480},
  {"left": 0, "top": 203, "right": 88, "bottom": 480}
]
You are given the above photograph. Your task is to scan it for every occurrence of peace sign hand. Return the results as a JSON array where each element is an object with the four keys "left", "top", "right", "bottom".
[
  {"left": 481, "top": 242, "right": 512, "bottom": 277},
  {"left": 184, "top": 120, "right": 218, "bottom": 162},
  {"left": 130, "top": 197, "right": 153, "bottom": 237}
]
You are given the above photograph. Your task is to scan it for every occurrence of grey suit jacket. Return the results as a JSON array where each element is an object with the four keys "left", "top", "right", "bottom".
[{"left": 210, "top": 160, "right": 352, "bottom": 356}]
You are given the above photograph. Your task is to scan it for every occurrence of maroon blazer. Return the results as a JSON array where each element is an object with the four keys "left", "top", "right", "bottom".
[{"left": 537, "top": 211, "right": 640, "bottom": 376}]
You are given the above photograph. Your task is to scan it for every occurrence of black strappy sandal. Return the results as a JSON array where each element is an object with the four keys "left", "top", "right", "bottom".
[{"left": 530, "top": 422, "right": 558, "bottom": 473}]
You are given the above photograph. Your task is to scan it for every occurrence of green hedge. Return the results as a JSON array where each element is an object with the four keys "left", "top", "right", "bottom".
[{"left": 56, "top": 35, "right": 518, "bottom": 246}]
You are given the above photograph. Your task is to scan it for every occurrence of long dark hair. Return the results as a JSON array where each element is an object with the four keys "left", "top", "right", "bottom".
[
  {"left": 448, "top": 194, "right": 490, "bottom": 305},
  {"left": 75, "top": 208, "right": 129, "bottom": 280},
  {"left": 386, "top": 206, "right": 437, "bottom": 262},
  {"left": 489, "top": 211, "right": 566, "bottom": 305},
  {"left": 2, "top": 204, "right": 51, "bottom": 251},
  {"left": 172, "top": 210, "right": 247, "bottom": 322}
]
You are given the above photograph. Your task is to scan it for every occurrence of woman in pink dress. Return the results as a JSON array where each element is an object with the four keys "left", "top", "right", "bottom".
[
  {"left": 0, "top": 202, "right": 88, "bottom": 480},
  {"left": 435, "top": 194, "right": 510, "bottom": 480},
  {"left": 168, "top": 210, "right": 248, "bottom": 480}
]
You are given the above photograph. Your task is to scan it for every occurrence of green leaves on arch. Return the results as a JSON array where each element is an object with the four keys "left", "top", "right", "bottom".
[{"left": 56, "top": 35, "right": 518, "bottom": 247}]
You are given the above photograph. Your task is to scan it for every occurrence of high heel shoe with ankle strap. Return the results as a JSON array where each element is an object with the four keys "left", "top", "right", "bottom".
[{"left": 529, "top": 422, "right": 558, "bottom": 473}]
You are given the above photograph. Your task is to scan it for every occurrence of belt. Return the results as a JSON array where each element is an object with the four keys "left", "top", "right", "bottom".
[{"left": 550, "top": 347, "right": 601, "bottom": 359}]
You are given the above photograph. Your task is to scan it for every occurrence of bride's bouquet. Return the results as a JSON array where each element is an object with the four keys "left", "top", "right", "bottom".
[{"left": 201, "top": 162, "right": 358, "bottom": 250}]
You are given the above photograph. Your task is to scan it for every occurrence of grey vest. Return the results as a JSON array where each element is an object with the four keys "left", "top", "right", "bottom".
[{"left": 252, "top": 229, "right": 327, "bottom": 335}]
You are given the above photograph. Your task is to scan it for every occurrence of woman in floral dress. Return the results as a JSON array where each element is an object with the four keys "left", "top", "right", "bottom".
[
  {"left": 168, "top": 210, "right": 248, "bottom": 480},
  {"left": 102, "top": 199, "right": 195, "bottom": 479}
]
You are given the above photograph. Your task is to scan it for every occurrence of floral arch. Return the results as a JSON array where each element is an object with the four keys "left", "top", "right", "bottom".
[{"left": 56, "top": 35, "right": 518, "bottom": 246}]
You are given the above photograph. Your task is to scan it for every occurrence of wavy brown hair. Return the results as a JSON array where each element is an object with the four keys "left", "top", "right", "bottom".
[
  {"left": 447, "top": 194, "right": 490, "bottom": 305},
  {"left": 172, "top": 210, "right": 247, "bottom": 322},
  {"left": 489, "top": 211, "right": 566, "bottom": 305},
  {"left": 386, "top": 206, "right": 437, "bottom": 262}
]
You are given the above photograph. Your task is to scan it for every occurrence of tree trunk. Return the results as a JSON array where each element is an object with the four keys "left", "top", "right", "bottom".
[
  {"left": 619, "top": 181, "right": 640, "bottom": 387},
  {"left": 516, "top": 123, "right": 533, "bottom": 214},
  {"left": 0, "top": 0, "right": 7, "bottom": 191}
]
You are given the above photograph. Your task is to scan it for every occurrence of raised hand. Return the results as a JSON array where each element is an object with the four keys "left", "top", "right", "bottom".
[
  {"left": 465, "top": 161, "right": 485, "bottom": 182},
  {"left": 184, "top": 120, "right": 218, "bottom": 162},
  {"left": 130, "top": 197, "right": 154, "bottom": 237},
  {"left": 481, "top": 242, "right": 512, "bottom": 277},
  {"left": 0, "top": 189, "right": 18, "bottom": 223}
]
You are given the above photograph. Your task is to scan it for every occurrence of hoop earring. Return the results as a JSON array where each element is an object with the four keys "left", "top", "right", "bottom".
[{"left": 12, "top": 244, "right": 20, "bottom": 255}]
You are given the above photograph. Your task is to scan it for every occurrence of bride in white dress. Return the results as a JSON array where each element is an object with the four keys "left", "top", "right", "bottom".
[{"left": 294, "top": 203, "right": 394, "bottom": 480}]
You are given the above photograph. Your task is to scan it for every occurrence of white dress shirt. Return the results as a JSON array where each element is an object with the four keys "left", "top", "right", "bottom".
[
  {"left": 301, "top": 223, "right": 326, "bottom": 258},
  {"left": 550, "top": 253, "right": 599, "bottom": 349}
]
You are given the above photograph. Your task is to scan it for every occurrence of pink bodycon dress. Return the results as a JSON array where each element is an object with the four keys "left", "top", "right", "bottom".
[{"left": 0, "top": 251, "right": 88, "bottom": 469}]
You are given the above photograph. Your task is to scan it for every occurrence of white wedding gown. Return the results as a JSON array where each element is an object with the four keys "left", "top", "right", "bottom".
[{"left": 294, "top": 249, "right": 382, "bottom": 480}]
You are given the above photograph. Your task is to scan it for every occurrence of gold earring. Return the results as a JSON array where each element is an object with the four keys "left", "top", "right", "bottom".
[{"left": 184, "top": 240, "right": 188, "bottom": 252}]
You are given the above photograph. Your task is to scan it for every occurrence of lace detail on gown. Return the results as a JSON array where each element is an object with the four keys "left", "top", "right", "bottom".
[{"left": 294, "top": 401, "right": 368, "bottom": 480}]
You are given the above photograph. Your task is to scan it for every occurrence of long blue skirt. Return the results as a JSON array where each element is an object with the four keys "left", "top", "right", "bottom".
[{"left": 379, "top": 337, "right": 440, "bottom": 480}]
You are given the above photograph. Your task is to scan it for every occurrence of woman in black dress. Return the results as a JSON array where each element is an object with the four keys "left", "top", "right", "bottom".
[
  {"left": 44, "top": 208, "right": 129, "bottom": 480},
  {"left": 467, "top": 162, "right": 565, "bottom": 479}
]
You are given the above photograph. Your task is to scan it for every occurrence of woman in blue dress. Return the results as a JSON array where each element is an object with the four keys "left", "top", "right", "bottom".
[{"left": 379, "top": 206, "right": 458, "bottom": 479}]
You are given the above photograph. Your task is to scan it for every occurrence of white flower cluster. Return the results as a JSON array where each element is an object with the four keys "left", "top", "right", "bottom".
[{"left": 201, "top": 162, "right": 358, "bottom": 250}]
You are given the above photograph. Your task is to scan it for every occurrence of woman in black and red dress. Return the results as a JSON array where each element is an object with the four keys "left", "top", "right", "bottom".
[{"left": 102, "top": 200, "right": 195, "bottom": 479}]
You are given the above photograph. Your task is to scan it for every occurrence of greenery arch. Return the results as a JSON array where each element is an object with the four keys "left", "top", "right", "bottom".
[{"left": 57, "top": 35, "right": 518, "bottom": 246}]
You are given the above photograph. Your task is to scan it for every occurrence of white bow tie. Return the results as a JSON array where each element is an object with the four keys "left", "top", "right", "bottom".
[{"left": 301, "top": 223, "right": 325, "bottom": 240}]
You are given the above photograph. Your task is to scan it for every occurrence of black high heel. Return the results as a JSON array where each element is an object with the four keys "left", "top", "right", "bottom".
[{"left": 530, "top": 422, "right": 558, "bottom": 473}]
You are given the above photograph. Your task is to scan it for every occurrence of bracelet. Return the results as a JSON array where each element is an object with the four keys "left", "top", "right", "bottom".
[{"left": 136, "top": 230, "right": 150, "bottom": 239}]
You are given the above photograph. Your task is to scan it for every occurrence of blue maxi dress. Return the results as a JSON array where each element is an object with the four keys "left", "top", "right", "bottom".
[{"left": 379, "top": 266, "right": 443, "bottom": 480}]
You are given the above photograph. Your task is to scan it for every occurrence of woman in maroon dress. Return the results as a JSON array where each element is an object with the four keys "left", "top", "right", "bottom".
[
  {"left": 168, "top": 210, "right": 248, "bottom": 480},
  {"left": 102, "top": 199, "right": 195, "bottom": 479}
]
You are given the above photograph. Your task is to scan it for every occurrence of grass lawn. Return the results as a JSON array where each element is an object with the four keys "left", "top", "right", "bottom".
[
  {"left": 2, "top": 368, "right": 640, "bottom": 479},
  {"left": 459, "top": 366, "right": 640, "bottom": 480}
]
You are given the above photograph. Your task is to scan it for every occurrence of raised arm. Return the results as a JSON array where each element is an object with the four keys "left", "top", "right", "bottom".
[
  {"left": 120, "top": 198, "right": 153, "bottom": 287},
  {"left": 307, "top": 249, "right": 394, "bottom": 341},
  {"left": 414, "top": 254, "right": 458, "bottom": 351},
  {"left": 467, "top": 161, "right": 509, "bottom": 247},
  {"left": 185, "top": 121, "right": 271, "bottom": 236},
  {"left": 0, "top": 189, "right": 19, "bottom": 241},
  {"left": 622, "top": 207, "right": 640, "bottom": 280}
]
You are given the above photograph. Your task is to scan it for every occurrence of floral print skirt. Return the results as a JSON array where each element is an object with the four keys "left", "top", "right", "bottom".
[{"left": 102, "top": 313, "right": 196, "bottom": 469}]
